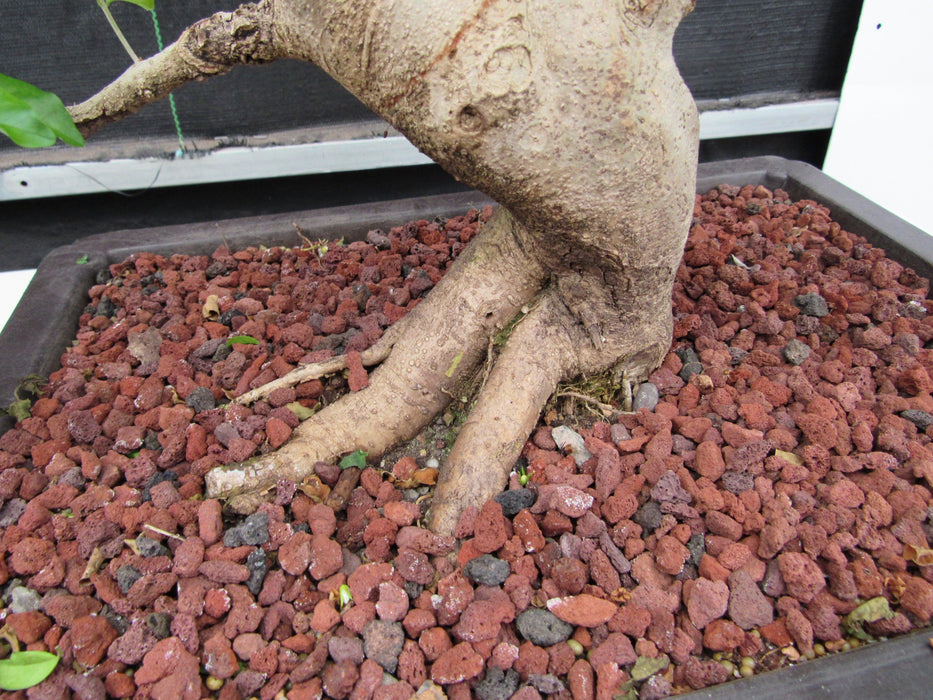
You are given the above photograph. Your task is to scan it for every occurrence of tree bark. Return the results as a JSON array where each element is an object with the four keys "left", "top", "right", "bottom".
[{"left": 70, "top": 0, "right": 699, "bottom": 535}]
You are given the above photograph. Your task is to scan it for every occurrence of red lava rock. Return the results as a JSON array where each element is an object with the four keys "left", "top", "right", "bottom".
[
  {"left": 430, "top": 641, "right": 485, "bottom": 684},
  {"left": 435, "top": 571, "right": 475, "bottom": 627},
  {"left": 346, "top": 349, "right": 370, "bottom": 391},
  {"left": 104, "top": 670, "right": 137, "bottom": 698},
  {"left": 785, "top": 607, "right": 814, "bottom": 655},
  {"left": 472, "top": 500, "right": 508, "bottom": 553},
  {"left": 202, "top": 635, "right": 240, "bottom": 679},
  {"left": 8, "top": 197, "right": 933, "bottom": 699},
  {"left": 9, "top": 537, "right": 55, "bottom": 575},
  {"left": 198, "top": 499, "right": 224, "bottom": 546},
  {"left": 686, "top": 578, "right": 729, "bottom": 629},
  {"left": 44, "top": 595, "right": 102, "bottom": 627},
  {"left": 70, "top": 614, "right": 119, "bottom": 666},
  {"left": 453, "top": 599, "right": 514, "bottom": 642},
  {"left": 568, "top": 658, "right": 595, "bottom": 699},
  {"left": 547, "top": 594, "right": 617, "bottom": 627},
  {"left": 899, "top": 576, "right": 933, "bottom": 622},
  {"left": 727, "top": 569, "right": 774, "bottom": 630},
  {"left": 126, "top": 572, "right": 178, "bottom": 607},
  {"left": 702, "top": 618, "right": 746, "bottom": 651},
  {"left": 695, "top": 441, "right": 726, "bottom": 481},
  {"left": 172, "top": 536, "right": 205, "bottom": 577},
  {"left": 199, "top": 559, "right": 250, "bottom": 584},
  {"left": 5, "top": 611, "right": 52, "bottom": 644},
  {"left": 654, "top": 535, "right": 691, "bottom": 575},
  {"left": 322, "top": 660, "right": 360, "bottom": 699},
  {"left": 203, "top": 587, "right": 232, "bottom": 618},
  {"left": 278, "top": 530, "right": 312, "bottom": 575},
  {"left": 376, "top": 581, "right": 410, "bottom": 622},
  {"left": 395, "top": 526, "right": 457, "bottom": 555},
  {"left": 777, "top": 552, "right": 826, "bottom": 603},
  {"left": 265, "top": 416, "right": 292, "bottom": 448},
  {"left": 684, "top": 656, "right": 731, "bottom": 690},
  {"left": 134, "top": 637, "right": 202, "bottom": 699},
  {"left": 589, "top": 632, "right": 637, "bottom": 668},
  {"left": 513, "top": 509, "right": 546, "bottom": 552}
]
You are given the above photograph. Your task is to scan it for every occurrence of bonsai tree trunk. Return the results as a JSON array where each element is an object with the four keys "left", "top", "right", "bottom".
[{"left": 70, "top": 0, "right": 699, "bottom": 535}]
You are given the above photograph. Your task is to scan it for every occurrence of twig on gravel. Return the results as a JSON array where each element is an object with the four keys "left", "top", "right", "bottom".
[
  {"left": 325, "top": 467, "right": 362, "bottom": 512},
  {"left": 143, "top": 523, "right": 185, "bottom": 541},
  {"left": 233, "top": 320, "right": 405, "bottom": 404}
]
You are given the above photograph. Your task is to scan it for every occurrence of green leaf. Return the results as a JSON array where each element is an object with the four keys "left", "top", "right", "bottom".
[
  {"left": 4, "top": 398, "right": 33, "bottom": 422},
  {"left": 631, "top": 654, "right": 670, "bottom": 682},
  {"left": 0, "top": 651, "right": 60, "bottom": 691},
  {"left": 107, "top": 0, "right": 156, "bottom": 9},
  {"left": 285, "top": 401, "right": 315, "bottom": 420},
  {"left": 0, "top": 74, "right": 84, "bottom": 148},
  {"left": 76, "top": 254, "right": 90, "bottom": 265},
  {"left": 339, "top": 449, "right": 368, "bottom": 469},
  {"left": 844, "top": 596, "right": 894, "bottom": 641},
  {"left": 227, "top": 335, "right": 259, "bottom": 347}
]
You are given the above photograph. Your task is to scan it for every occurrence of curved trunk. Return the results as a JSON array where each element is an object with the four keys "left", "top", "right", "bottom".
[{"left": 70, "top": 0, "right": 699, "bottom": 534}]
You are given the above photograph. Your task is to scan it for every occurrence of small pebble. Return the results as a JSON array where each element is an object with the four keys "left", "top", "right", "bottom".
[
  {"left": 633, "top": 382, "right": 660, "bottom": 411},
  {"left": 783, "top": 338, "right": 811, "bottom": 366}
]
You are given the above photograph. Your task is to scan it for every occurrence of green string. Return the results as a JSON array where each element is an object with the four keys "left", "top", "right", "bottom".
[{"left": 150, "top": 7, "right": 185, "bottom": 157}]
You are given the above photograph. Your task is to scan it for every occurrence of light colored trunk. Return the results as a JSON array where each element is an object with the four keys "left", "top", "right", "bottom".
[{"left": 70, "top": 0, "right": 699, "bottom": 534}]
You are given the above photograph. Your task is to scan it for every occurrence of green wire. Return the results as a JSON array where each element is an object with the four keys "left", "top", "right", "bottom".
[{"left": 150, "top": 7, "right": 185, "bottom": 156}]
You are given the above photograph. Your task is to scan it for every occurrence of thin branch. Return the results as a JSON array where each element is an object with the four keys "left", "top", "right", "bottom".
[{"left": 69, "top": 1, "right": 279, "bottom": 136}]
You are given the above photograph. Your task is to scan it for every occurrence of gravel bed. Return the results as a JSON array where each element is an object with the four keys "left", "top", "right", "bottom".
[{"left": 1, "top": 185, "right": 933, "bottom": 699}]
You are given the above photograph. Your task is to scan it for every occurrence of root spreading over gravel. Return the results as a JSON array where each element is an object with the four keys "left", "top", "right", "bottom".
[{"left": 2, "top": 185, "right": 933, "bottom": 699}]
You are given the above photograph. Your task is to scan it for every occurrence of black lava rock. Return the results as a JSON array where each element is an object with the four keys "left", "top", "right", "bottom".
[
  {"left": 223, "top": 512, "right": 270, "bottom": 548},
  {"left": 362, "top": 619, "right": 405, "bottom": 674},
  {"left": 793, "top": 292, "right": 829, "bottom": 317},
  {"left": 245, "top": 548, "right": 268, "bottom": 596},
  {"left": 135, "top": 535, "right": 169, "bottom": 558},
  {"left": 476, "top": 668, "right": 520, "bottom": 700},
  {"left": 185, "top": 386, "right": 216, "bottom": 413},
  {"left": 463, "top": 554, "right": 511, "bottom": 587},
  {"left": 516, "top": 608, "right": 573, "bottom": 646},
  {"left": 901, "top": 409, "right": 933, "bottom": 430},
  {"left": 495, "top": 488, "right": 537, "bottom": 517},
  {"left": 115, "top": 564, "right": 143, "bottom": 595}
]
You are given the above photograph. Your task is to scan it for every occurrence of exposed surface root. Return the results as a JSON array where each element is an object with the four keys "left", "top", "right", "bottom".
[
  {"left": 427, "top": 297, "right": 573, "bottom": 534},
  {"left": 205, "top": 207, "right": 548, "bottom": 511}
]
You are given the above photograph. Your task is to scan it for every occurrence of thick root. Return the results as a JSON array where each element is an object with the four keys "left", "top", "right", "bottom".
[
  {"left": 426, "top": 296, "right": 573, "bottom": 535},
  {"left": 204, "top": 207, "right": 546, "bottom": 508}
]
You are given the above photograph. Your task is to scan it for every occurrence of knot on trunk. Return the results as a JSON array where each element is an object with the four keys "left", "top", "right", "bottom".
[{"left": 183, "top": 1, "right": 278, "bottom": 72}]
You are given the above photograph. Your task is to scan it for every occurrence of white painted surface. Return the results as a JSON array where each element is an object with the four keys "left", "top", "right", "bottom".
[
  {"left": 823, "top": 0, "right": 933, "bottom": 235},
  {"left": 1, "top": 100, "right": 839, "bottom": 201},
  {"left": 0, "top": 269, "right": 35, "bottom": 334}
]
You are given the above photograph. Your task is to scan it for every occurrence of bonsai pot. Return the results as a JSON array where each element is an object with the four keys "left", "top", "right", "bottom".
[{"left": 0, "top": 156, "right": 931, "bottom": 698}]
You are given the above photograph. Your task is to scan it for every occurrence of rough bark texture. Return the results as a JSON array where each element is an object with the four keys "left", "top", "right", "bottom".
[{"left": 69, "top": 0, "right": 699, "bottom": 535}]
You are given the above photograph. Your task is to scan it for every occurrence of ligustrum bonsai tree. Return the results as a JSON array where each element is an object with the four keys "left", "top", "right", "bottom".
[{"left": 70, "top": 0, "right": 700, "bottom": 535}]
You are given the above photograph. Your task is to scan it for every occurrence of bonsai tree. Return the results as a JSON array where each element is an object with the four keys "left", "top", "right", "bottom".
[{"left": 68, "top": 0, "right": 700, "bottom": 535}]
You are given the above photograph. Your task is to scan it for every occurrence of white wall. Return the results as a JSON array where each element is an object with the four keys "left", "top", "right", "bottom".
[{"left": 823, "top": 0, "right": 933, "bottom": 235}]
